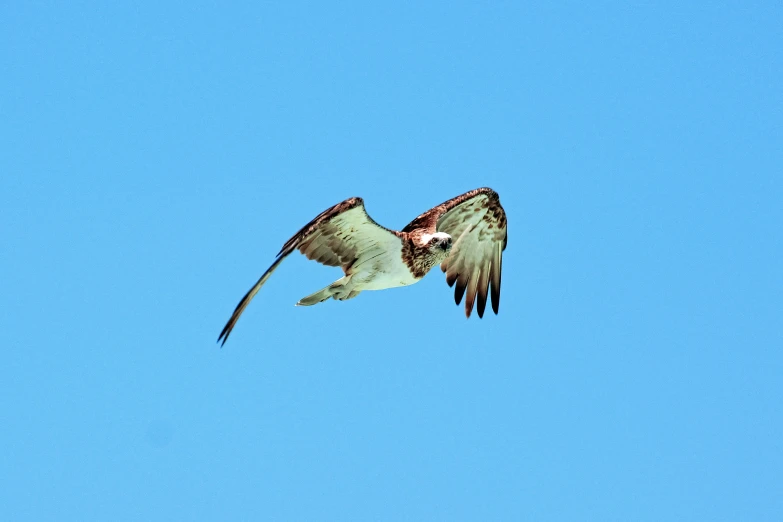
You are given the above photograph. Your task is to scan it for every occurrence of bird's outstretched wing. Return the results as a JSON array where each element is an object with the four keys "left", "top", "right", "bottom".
[
  {"left": 402, "top": 187, "right": 507, "bottom": 318},
  {"left": 218, "top": 197, "right": 400, "bottom": 345}
]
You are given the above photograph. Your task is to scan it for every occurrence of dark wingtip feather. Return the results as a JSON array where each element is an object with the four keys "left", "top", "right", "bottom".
[
  {"left": 217, "top": 312, "right": 238, "bottom": 347},
  {"left": 464, "top": 272, "right": 479, "bottom": 319},
  {"left": 454, "top": 273, "right": 468, "bottom": 305},
  {"left": 490, "top": 245, "right": 502, "bottom": 315},
  {"left": 490, "top": 269, "right": 501, "bottom": 315},
  {"left": 217, "top": 296, "right": 247, "bottom": 347},
  {"left": 465, "top": 291, "right": 475, "bottom": 319},
  {"left": 476, "top": 264, "right": 489, "bottom": 319},
  {"left": 477, "top": 285, "right": 487, "bottom": 319},
  {"left": 217, "top": 330, "right": 229, "bottom": 347},
  {"left": 217, "top": 334, "right": 228, "bottom": 347}
]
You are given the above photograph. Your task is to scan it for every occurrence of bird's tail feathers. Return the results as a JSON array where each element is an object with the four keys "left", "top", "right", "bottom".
[
  {"left": 296, "top": 276, "right": 354, "bottom": 306},
  {"left": 296, "top": 285, "right": 334, "bottom": 306}
]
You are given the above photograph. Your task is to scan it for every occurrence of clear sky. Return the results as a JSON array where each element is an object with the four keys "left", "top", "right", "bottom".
[{"left": 2, "top": 2, "right": 781, "bottom": 520}]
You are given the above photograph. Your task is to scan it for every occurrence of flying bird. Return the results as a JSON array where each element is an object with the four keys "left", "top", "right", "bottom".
[{"left": 217, "top": 187, "right": 508, "bottom": 345}]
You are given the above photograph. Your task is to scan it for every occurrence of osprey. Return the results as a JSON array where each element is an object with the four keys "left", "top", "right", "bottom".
[{"left": 218, "top": 187, "right": 508, "bottom": 345}]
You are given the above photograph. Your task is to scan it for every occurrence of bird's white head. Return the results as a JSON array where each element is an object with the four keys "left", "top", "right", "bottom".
[{"left": 423, "top": 232, "right": 453, "bottom": 258}]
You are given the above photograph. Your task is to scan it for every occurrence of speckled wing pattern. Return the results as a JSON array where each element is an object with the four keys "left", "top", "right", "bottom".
[
  {"left": 217, "top": 198, "right": 401, "bottom": 345},
  {"left": 402, "top": 187, "right": 508, "bottom": 318}
]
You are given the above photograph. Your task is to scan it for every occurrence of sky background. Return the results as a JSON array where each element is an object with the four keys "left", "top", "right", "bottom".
[{"left": 2, "top": 1, "right": 781, "bottom": 520}]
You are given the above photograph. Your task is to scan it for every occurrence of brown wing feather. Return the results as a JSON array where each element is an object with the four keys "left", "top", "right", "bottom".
[
  {"left": 404, "top": 187, "right": 507, "bottom": 318},
  {"left": 476, "top": 263, "right": 490, "bottom": 318},
  {"left": 277, "top": 197, "right": 363, "bottom": 264},
  {"left": 217, "top": 197, "right": 397, "bottom": 345},
  {"left": 490, "top": 241, "right": 502, "bottom": 314}
]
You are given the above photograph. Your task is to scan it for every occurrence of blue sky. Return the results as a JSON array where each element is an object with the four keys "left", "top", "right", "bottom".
[{"left": 2, "top": 1, "right": 781, "bottom": 520}]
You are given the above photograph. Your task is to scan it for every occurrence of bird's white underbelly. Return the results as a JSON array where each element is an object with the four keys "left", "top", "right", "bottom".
[{"left": 353, "top": 242, "right": 420, "bottom": 291}]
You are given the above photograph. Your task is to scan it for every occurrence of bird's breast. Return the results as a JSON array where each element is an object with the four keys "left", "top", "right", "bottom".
[{"left": 352, "top": 242, "right": 422, "bottom": 290}]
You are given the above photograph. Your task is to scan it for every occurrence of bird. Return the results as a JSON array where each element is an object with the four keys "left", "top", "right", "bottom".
[{"left": 217, "top": 187, "right": 508, "bottom": 345}]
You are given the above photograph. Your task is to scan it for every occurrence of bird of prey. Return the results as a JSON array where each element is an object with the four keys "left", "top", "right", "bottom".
[{"left": 217, "top": 187, "right": 508, "bottom": 345}]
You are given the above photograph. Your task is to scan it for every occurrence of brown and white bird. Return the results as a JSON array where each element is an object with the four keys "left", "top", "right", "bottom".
[{"left": 217, "top": 187, "right": 508, "bottom": 345}]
